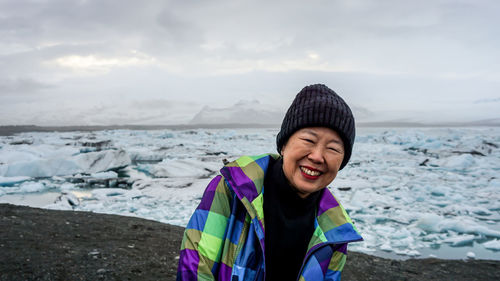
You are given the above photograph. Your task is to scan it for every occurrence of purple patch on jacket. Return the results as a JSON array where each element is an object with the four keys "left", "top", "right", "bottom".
[
  {"left": 317, "top": 189, "right": 340, "bottom": 217},
  {"left": 218, "top": 263, "right": 232, "bottom": 281},
  {"left": 197, "top": 176, "right": 221, "bottom": 211},
  {"left": 221, "top": 167, "right": 259, "bottom": 202},
  {"left": 178, "top": 249, "right": 199, "bottom": 278}
]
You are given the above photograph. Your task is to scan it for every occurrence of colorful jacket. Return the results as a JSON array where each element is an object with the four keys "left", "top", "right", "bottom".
[{"left": 177, "top": 154, "right": 362, "bottom": 281}]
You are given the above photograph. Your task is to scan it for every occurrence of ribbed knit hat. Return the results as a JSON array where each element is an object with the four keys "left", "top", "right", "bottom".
[{"left": 276, "top": 84, "right": 355, "bottom": 170}]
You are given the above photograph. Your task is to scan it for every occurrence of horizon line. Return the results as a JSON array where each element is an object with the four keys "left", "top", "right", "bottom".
[{"left": 1, "top": 121, "right": 500, "bottom": 136}]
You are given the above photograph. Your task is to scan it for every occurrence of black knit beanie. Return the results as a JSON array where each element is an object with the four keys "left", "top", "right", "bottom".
[{"left": 276, "top": 84, "right": 355, "bottom": 170}]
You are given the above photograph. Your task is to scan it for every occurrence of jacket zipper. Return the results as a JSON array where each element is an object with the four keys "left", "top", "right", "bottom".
[{"left": 295, "top": 238, "right": 362, "bottom": 281}]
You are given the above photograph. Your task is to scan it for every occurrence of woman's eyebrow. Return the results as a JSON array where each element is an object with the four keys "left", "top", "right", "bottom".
[
  {"left": 302, "top": 129, "right": 318, "bottom": 137},
  {"left": 328, "top": 139, "right": 343, "bottom": 145}
]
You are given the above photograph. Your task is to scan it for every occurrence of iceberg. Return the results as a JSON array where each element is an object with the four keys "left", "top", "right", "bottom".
[
  {"left": 0, "top": 176, "right": 31, "bottom": 186},
  {"left": 0, "top": 150, "right": 130, "bottom": 178}
]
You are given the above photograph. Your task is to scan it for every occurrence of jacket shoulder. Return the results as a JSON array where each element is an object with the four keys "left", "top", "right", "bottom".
[
  {"left": 315, "top": 188, "right": 363, "bottom": 244},
  {"left": 223, "top": 153, "right": 280, "bottom": 169}
]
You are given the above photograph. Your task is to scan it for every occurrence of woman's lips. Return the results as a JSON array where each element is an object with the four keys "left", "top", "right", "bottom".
[{"left": 300, "top": 166, "right": 322, "bottom": 180}]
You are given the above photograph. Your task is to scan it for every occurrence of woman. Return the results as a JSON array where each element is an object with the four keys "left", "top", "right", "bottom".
[{"left": 177, "top": 84, "right": 362, "bottom": 281}]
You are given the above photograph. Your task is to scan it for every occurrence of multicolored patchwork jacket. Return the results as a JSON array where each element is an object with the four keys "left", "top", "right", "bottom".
[{"left": 177, "top": 154, "right": 362, "bottom": 281}]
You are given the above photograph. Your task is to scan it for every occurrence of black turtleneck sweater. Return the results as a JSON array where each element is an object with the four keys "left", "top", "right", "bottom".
[{"left": 263, "top": 158, "right": 321, "bottom": 281}]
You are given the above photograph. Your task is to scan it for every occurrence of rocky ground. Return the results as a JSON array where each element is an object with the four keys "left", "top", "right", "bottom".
[{"left": 1, "top": 203, "right": 499, "bottom": 281}]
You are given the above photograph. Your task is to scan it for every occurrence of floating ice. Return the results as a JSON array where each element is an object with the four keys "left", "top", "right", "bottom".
[
  {"left": 0, "top": 176, "right": 31, "bottom": 186},
  {"left": 394, "top": 249, "right": 421, "bottom": 257},
  {"left": 416, "top": 213, "right": 500, "bottom": 238},
  {"left": 1, "top": 127, "right": 499, "bottom": 259},
  {"left": 0, "top": 149, "right": 130, "bottom": 178},
  {"left": 60, "top": 183, "right": 77, "bottom": 191},
  {"left": 151, "top": 158, "right": 216, "bottom": 178},
  {"left": 73, "top": 150, "right": 131, "bottom": 174},
  {"left": 483, "top": 239, "right": 500, "bottom": 251},
  {"left": 442, "top": 234, "right": 476, "bottom": 246},
  {"left": 90, "top": 171, "right": 118, "bottom": 179},
  {"left": 437, "top": 154, "right": 476, "bottom": 171},
  {"left": 380, "top": 242, "right": 393, "bottom": 252},
  {"left": 5, "top": 181, "right": 48, "bottom": 194}
]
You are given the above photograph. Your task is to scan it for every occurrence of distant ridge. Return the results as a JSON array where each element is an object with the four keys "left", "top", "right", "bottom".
[
  {"left": 358, "top": 118, "right": 500, "bottom": 128},
  {"left": 190, "top": 100, "right": 284, "bottom": 125},
  {"left": 0, "top": 124, "right": 281, "bottom": 136}
]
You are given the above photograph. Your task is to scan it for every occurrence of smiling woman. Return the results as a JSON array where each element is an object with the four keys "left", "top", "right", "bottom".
[{"left": 177, "top": 84, "right": 362, "bottom": 281}]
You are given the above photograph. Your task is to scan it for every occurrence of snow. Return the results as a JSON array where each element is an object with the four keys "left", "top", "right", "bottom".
[
  {"left": 1, "top": 127, "right": 500, "bottom": 259},
  {"left": 190, "top": 100, "right": 283, "bottom": 125}
]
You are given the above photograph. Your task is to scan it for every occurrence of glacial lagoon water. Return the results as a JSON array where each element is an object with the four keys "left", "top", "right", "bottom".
[{"left": 1, "top": 126, "right": 499, "bottom": 260}]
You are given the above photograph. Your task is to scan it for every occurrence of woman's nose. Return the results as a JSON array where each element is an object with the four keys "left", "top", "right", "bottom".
[{"left": 307, "top": 145, "right": 324, "bottom": 163}]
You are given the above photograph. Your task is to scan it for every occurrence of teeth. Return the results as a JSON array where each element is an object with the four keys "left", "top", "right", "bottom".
[{"left": 301, "top": 166, "right": 321, "bottom": 176}]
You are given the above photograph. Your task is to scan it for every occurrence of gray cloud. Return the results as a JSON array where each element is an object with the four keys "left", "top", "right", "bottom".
[
  {"left": 0, "top": 0, "right": 499, "bottom": 125},
  {"left": 0, "top": 77, "right": 53, "bottom": 95}
]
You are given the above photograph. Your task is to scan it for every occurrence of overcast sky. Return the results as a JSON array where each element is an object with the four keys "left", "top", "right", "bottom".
[{"left": 1, "top": 0, "right": 499, "bottom": 126}]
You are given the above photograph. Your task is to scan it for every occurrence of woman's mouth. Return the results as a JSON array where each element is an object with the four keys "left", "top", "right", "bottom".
[{"left": 300, "top": 166, "right": 322, "bottom": 179}]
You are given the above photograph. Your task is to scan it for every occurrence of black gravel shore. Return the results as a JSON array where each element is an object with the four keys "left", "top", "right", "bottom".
[{"left": 1, "top": 203, "right": 499, "bottom": 281}]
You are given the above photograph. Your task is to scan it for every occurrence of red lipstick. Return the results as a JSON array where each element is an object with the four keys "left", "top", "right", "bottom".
[{"left": 300, "top": 166, "right": 321, "bottom": 180}]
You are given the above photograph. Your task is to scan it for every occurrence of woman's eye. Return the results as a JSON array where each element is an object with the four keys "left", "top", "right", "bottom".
[
  {"left": 303, "top": 138, "right": 314, "bottom": 143},
  {"left": 328, "top": 147, "right": 341, "bottom": 153}
]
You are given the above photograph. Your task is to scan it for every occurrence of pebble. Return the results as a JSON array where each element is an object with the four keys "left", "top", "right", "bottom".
[{"left": 97, "top": 268, "right": 106, "bottom": 274}]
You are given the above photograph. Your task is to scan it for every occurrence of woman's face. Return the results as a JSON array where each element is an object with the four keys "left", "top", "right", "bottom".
[{"left": 281, "top": 127, "right": 345, "bottom": 198}]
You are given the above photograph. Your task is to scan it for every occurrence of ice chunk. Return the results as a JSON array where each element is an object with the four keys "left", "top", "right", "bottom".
[
  {"left": 91, "top": 188, "right": 127, "bottom": 199},
  {"left": 2, "top": 158, "right": 83, "bottom": 178},
  {"left": 60, "top": 183, "right": 77, "bottom": 191},
  {"left": 391, "top": 228, "right": 412, "bottom": 240},
  {"left": 442, "top": 234, "right": 475, "bottom": 246},
  {"left": 483, "top": 239, "right": 500, "bottom": 250},
  {"left": 416, "top": 213, "right": 500, "bottom": 238},
  {"left": 0, "top": 176, "right": 31, "bottom": 186},
  {"left": 394, "top": 249, "right": 421, "bottom": 257},
  {"left": 90, "top": 171, "right": 118, "bottom": 179},
  {"left": 0, "top": 150, "right": 130, "bottom": 178},
  {"left": 466, "top": 252, "right": 476, "bottom": 259},
  {"left": 73, "top": 150, "right": 131, "bottom": 173},
  {"left": 380, "top": 243, "right": 393, "bottom": 252},
  {"left": 18, "top": 181, "right": 46, "bottom": 193},
  {"left": 426, "top": 185, "right": 452, "bottom": 197},
  {"left": 438, "top": 154, "right": 476, "bottom": 171},
  {"left": 349, "top": 189, "right": 391, "bottom": 211},
  {"left": 151, "top": 158, "right": 213, "bottom": 178}
]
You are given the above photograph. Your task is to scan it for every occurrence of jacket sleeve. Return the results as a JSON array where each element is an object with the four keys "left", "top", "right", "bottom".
[
  {"left": 177, "top": 175, "right": 233, "bottom": 281},
  {"left": 325, "top": 243, "right": 348, "bottom": 281}
]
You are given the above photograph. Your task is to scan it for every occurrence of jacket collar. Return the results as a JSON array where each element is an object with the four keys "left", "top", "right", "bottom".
[{"left": 220, "top": 154, "right": 363, "bottom": 246}]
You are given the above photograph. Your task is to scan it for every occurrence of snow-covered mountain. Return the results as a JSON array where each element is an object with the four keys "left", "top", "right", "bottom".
[{"left": 189, "top": 100, "right": 284, "bottom": 125}]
